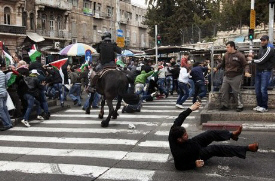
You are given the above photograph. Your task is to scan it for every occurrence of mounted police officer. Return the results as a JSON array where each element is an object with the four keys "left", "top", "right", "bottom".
[{"left": 95, "top": 32, "right": 122, "bottom": 71}]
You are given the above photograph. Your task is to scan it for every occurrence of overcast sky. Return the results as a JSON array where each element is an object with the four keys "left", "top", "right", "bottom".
[{"left": 131, "top": 0, "right": 147, "bottom": 8}]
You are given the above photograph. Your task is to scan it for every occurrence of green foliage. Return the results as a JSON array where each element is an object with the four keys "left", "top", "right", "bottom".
[{"left": 144, "top": 0, "right": 270, "bottom": 45}]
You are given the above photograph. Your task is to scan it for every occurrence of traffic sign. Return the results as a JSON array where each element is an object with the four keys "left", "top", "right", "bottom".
[
  {"left": 250, "top": 10, "right": 256, "bottom": 29},
  {"left": 117, "top": 29, "right": 123, "bottom": 37},
  {"left": 116, "top": 37, "right": 125, "bottom": 48}
]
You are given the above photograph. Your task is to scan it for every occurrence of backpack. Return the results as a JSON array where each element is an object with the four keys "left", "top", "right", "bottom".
[{"left": 23, "top": 76, "right": 40, "bottom": 99}]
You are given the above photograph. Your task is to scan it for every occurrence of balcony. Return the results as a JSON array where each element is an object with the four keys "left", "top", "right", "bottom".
[
  {"left": 120, "top": 18, "right": 129, "bottom": 24},
  {"left": 35, "top": 0, "right": 72, "bottom": 11},
  {"left": 0, "top": 24, "right": 26, "bottom": 34},
  {"left": 36, "top": 29, "right": 71, "bottom": 39},
  {"left": 138, "top": 22, "right": 147, "bottom": 29},
  {"left": 93, "top": 11, "right": 105, "bottom": 19}
]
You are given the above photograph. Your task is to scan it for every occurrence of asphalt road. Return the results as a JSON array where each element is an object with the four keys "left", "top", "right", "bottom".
[{"left": 0, "top": 96, "right": 274, "bottom": 181}]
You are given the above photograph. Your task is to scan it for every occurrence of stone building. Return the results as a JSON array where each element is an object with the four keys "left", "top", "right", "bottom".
[{"left": 0, "top": 0, "right": 150, "bottom": 62}]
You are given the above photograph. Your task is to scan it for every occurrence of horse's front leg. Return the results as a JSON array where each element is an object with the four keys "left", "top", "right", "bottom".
[
  {"left": 112, "top": 96, "right": 122, "bottom": 119},
  {"left": 101, "top": 99, "right": 114, "bottom": 127},
  {"left": 98, "top": 96, "right": 105, "bottom": 119}
]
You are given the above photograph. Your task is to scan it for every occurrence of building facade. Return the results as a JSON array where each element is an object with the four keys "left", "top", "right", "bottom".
[{"left": 0, "top": 0, "right": 150, "bottom": 61}]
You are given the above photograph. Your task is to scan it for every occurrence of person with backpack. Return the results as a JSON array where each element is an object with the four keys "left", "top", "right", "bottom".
[{"left": 20, "top": 69, "right": 45, "bottom": 127}]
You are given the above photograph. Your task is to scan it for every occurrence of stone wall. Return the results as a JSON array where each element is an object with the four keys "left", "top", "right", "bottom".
[{"left": 208, "top": 89, "right": 275, "bottom": 109}]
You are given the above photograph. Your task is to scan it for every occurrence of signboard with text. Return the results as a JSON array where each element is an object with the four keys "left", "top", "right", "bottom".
[{"left": 250, "top": 10, "right": 256, "bottom": 29}]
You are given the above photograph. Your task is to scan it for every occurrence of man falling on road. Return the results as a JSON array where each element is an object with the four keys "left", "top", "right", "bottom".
[{"left": 168, "top": 102, "right": 259, "bottom": 170}]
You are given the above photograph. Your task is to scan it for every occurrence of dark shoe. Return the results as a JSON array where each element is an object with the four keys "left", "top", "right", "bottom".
[
  {"left": 73, "top": 100, "right": 78, "bottom": 105},
  {"left": 236, "top": 107, "right": 243, "bottom": 112},
  {"left": 248, "top": 143, "right": 259, "bottom": 152},
  {"left": 0, "top": 126, "right": 12, "bottom": 131},
  {"left": 219, "top": 106, "right": 229, "bottom": 111},
  {"left": 231, "top": 126, "right": 243, "bottom": 141},
  {"left": 43, "top": 112, "right": 50, "bottom": 120},
  {"left": 122, "top": 106, "right": 126, "bottom": 113},
  {"left": 92, "top": 106, "right": 99, "bottom": 109},
  {"left": 165, "top": 93, "right": 169, "bottom": 98},
  {"left": 61, "top": 102, "right": 64, "bottom": 107}
]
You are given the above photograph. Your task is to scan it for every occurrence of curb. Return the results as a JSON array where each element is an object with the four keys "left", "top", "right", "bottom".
[{"left": 202, "top": 123, "right": 242, "bottom": 131}]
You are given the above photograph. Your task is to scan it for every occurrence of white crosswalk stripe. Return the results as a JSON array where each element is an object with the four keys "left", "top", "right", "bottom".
[{"left": 0, "top": 96, "right": 198, "bottom": 179}]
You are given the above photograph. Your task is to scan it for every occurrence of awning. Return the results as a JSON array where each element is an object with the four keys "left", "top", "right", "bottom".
[
  {"left": 234, "top": 36, "right": 245, "bottom": 43},
  {"left": 26, "top": 32, "right": 45, "bottom": 42}
]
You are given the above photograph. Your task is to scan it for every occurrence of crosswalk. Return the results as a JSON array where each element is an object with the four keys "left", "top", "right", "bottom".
[{"left": 0, "top": 97, "right": 200, "bottom": 180}]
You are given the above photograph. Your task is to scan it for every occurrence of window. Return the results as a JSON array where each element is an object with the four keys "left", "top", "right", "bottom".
[
  {"left": 42, "top": 14, "right": 46, "bottom": 29},
  {"left": 107, "top": 6, "right": 112, "bottom": 17},
  {"left": 72, "top": 0, "right": 78, "bottom": 7},
  {"left": 50, "top": 15, "right": 54, "bottom": 31},
  {"left": 57, "top": 16, "right": 62, "bottom": 30},
  {"left": 83, "top": 0, "right": 91, "bottom": 9},
  {"left": 4, "top": 7, "right": 11, "bottom": 25},
  {"left": 93, "top": 26, "right": 97, "bottom": 42},
  {"left": 22, "top": 12, "right": 27, "bottom": 27},
  {"left": 30, "top": 13, "right": 34, "bottom": 30},
  {"left": 97, "top": 3, "right": 101, "bottom": 12},
  {"left": 136, "top": 14, "right": 138, "bottom": 21}
]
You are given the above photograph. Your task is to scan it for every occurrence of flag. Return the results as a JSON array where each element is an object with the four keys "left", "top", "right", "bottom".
[
  {"left": 80, "top": 63, "right": 88, "bottom": 72},
  {"left": 49, "top": 58, "right": 68, "bottom": 84},
  {"left": 116, "top": 56, "right": 125, "bottom": 67},
  {"left": 28, "top": 44, "right": 41, "bottom": 62},
  {"left": 1, "top": 42, "right": 14, "bottom": 66}
]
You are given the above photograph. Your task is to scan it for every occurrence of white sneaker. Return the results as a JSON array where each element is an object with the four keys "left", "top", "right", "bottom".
[
  {"left": 257, "top": 107, "right": 268, "bottom": 113},
  {"left": 175, "top": 104, "right": 184, "bottom": 109},
  {"left": 37, "top": 115, "right": 44, "bottom": 120},
  {"left": 21, "top": 119, "right": 30, "bottom": 127},
  {"left": 142, "top": 100, "right": 146, "bottom": 103},
  {"left": 253, "top": 106, "right": 260, "bottom": 111}
]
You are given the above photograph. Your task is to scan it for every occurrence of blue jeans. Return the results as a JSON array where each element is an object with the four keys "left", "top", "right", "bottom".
[
  {"left": 166, "top": 76, "right": 173, "bottom": 93},
  {"left": 188, "top": 79, "right": 195, "bottom": 97},
  {"left": 255, "top": 70, "right": 272, "bottom": 109},
  {"left": 193, "top": 81, "right": 207, "bottom": 103},
  {"left": 157, "top": 78, "right": 168, "bottom": 95},
  {"left": 69, "top": 84, "right": 81, "bottom": 105},
  {"left": 53, "top": 83, "right": 64, "bottom": 103},
  {"left": 40, "top": 88, "right": 49, "bottom": 113},
  {"left": 176, "top": 82, "right": 189, "bottom": 105},
  {"left": 84, "top": 92, "right": 101, "bottom": 109},
  {"left": 24, "top": 94, "right": 42, "bottom": 121},
  {"left": 0, "top": 94, "right": 12, "bottom": 128}
]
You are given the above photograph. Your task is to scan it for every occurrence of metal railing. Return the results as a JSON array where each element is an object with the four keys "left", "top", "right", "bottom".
[
  {"left": 36, "top": 29, "right": 71, "bottom": 39},
  {"left": 0, "top": 24, "right": 26, "bottom": 34}
]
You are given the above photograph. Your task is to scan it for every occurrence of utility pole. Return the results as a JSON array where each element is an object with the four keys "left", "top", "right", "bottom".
[
  {"left": 155, "top": 25, "right": 158, "bottom": 64},
  {"left": 269, "top": 2, "right": 274, "bottom": 44},
  {"left": 249, "top": 0, "right": 255, "bottom": 54}
]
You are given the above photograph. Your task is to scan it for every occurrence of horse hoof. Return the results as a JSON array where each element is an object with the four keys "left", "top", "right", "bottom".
[
  {"left": 112, "top": 116, "right": 117, "bottom": 119},
  {"left": 98, "top": 114, "right": 103, "bottom": 119},
  {"left": 101, "top": 121, "right": 109, "bottom": 127}
]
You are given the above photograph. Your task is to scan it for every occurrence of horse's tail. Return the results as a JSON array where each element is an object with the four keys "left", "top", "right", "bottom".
[{"left": 118, "top": 86, "right": 140, "bottom": 105}]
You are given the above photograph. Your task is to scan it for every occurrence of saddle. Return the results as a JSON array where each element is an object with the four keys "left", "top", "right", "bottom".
[{"left": 91, "top": 66, "right": 117, "bottom": 87}]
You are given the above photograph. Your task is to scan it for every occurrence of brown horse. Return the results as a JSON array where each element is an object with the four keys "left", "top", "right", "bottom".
[{"left": 87, "top": 69, "right": 139, "bottom": 127}]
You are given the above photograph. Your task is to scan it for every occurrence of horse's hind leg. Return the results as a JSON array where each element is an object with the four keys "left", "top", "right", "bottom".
[
  {"left": 101, "top": 99, "right": 114, "bottom": 127},
  {"left": 112, "top": 96, "right": 122, "bottom": 119},
  {"left": 98, "top": 96, "right": 105, "bottom": 119}
]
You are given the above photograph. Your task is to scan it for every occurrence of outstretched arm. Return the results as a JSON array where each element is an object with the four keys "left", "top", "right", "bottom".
[{"left": 172, "top": 102, "right": 201, "bottom": 127}]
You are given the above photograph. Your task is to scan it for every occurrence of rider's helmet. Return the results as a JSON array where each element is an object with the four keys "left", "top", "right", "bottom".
[{"left": 101, "top": 32, "right": 111, "bottom": 41}]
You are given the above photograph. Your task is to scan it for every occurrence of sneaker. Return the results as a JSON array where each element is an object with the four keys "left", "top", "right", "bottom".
[
  {"left": 61, "top": 102, "right": 64, "bottom": 107},
  {"left": 253, "top": 106, "right": 260, "bottom": 111},
  {"left": 142, "top": 100, "right": 146, "bottom": 103},
  {"left": 37, "top": 115, "right": 44, "bottom": 121},
  {"left": 21, "top": 119, "right": 30, "bottom": 127},
  {"left": 150, "top": 92, "right": 157, "bottom": 97},
  {"left": 257, "top": 107, "right": 268, "bottom": 113},
  {"left": 73, "top": 100, "right": 78, "bottom": 105},
  {"left": 175, "top": 104, "right": 184, "bottom": 109}
]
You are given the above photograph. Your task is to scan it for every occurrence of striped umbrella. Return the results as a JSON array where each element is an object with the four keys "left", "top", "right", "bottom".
[{"left": 59, "top": 43, "right": 97, "bottom": 56}]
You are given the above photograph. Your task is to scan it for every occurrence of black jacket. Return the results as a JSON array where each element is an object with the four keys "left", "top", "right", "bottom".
[
  {"left": 96, "top": 40, "right": 121, "bottom": 65},
  {"left": 168, "top": 108, "right": 201, "bottom": 170},
  {"left": 253, "top": 45, "right": 275, "bottom": 71}
]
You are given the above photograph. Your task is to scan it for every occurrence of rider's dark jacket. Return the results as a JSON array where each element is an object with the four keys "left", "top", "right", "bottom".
[{"left": 96, "top": 39, "right": 121, "bottom": 65}]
